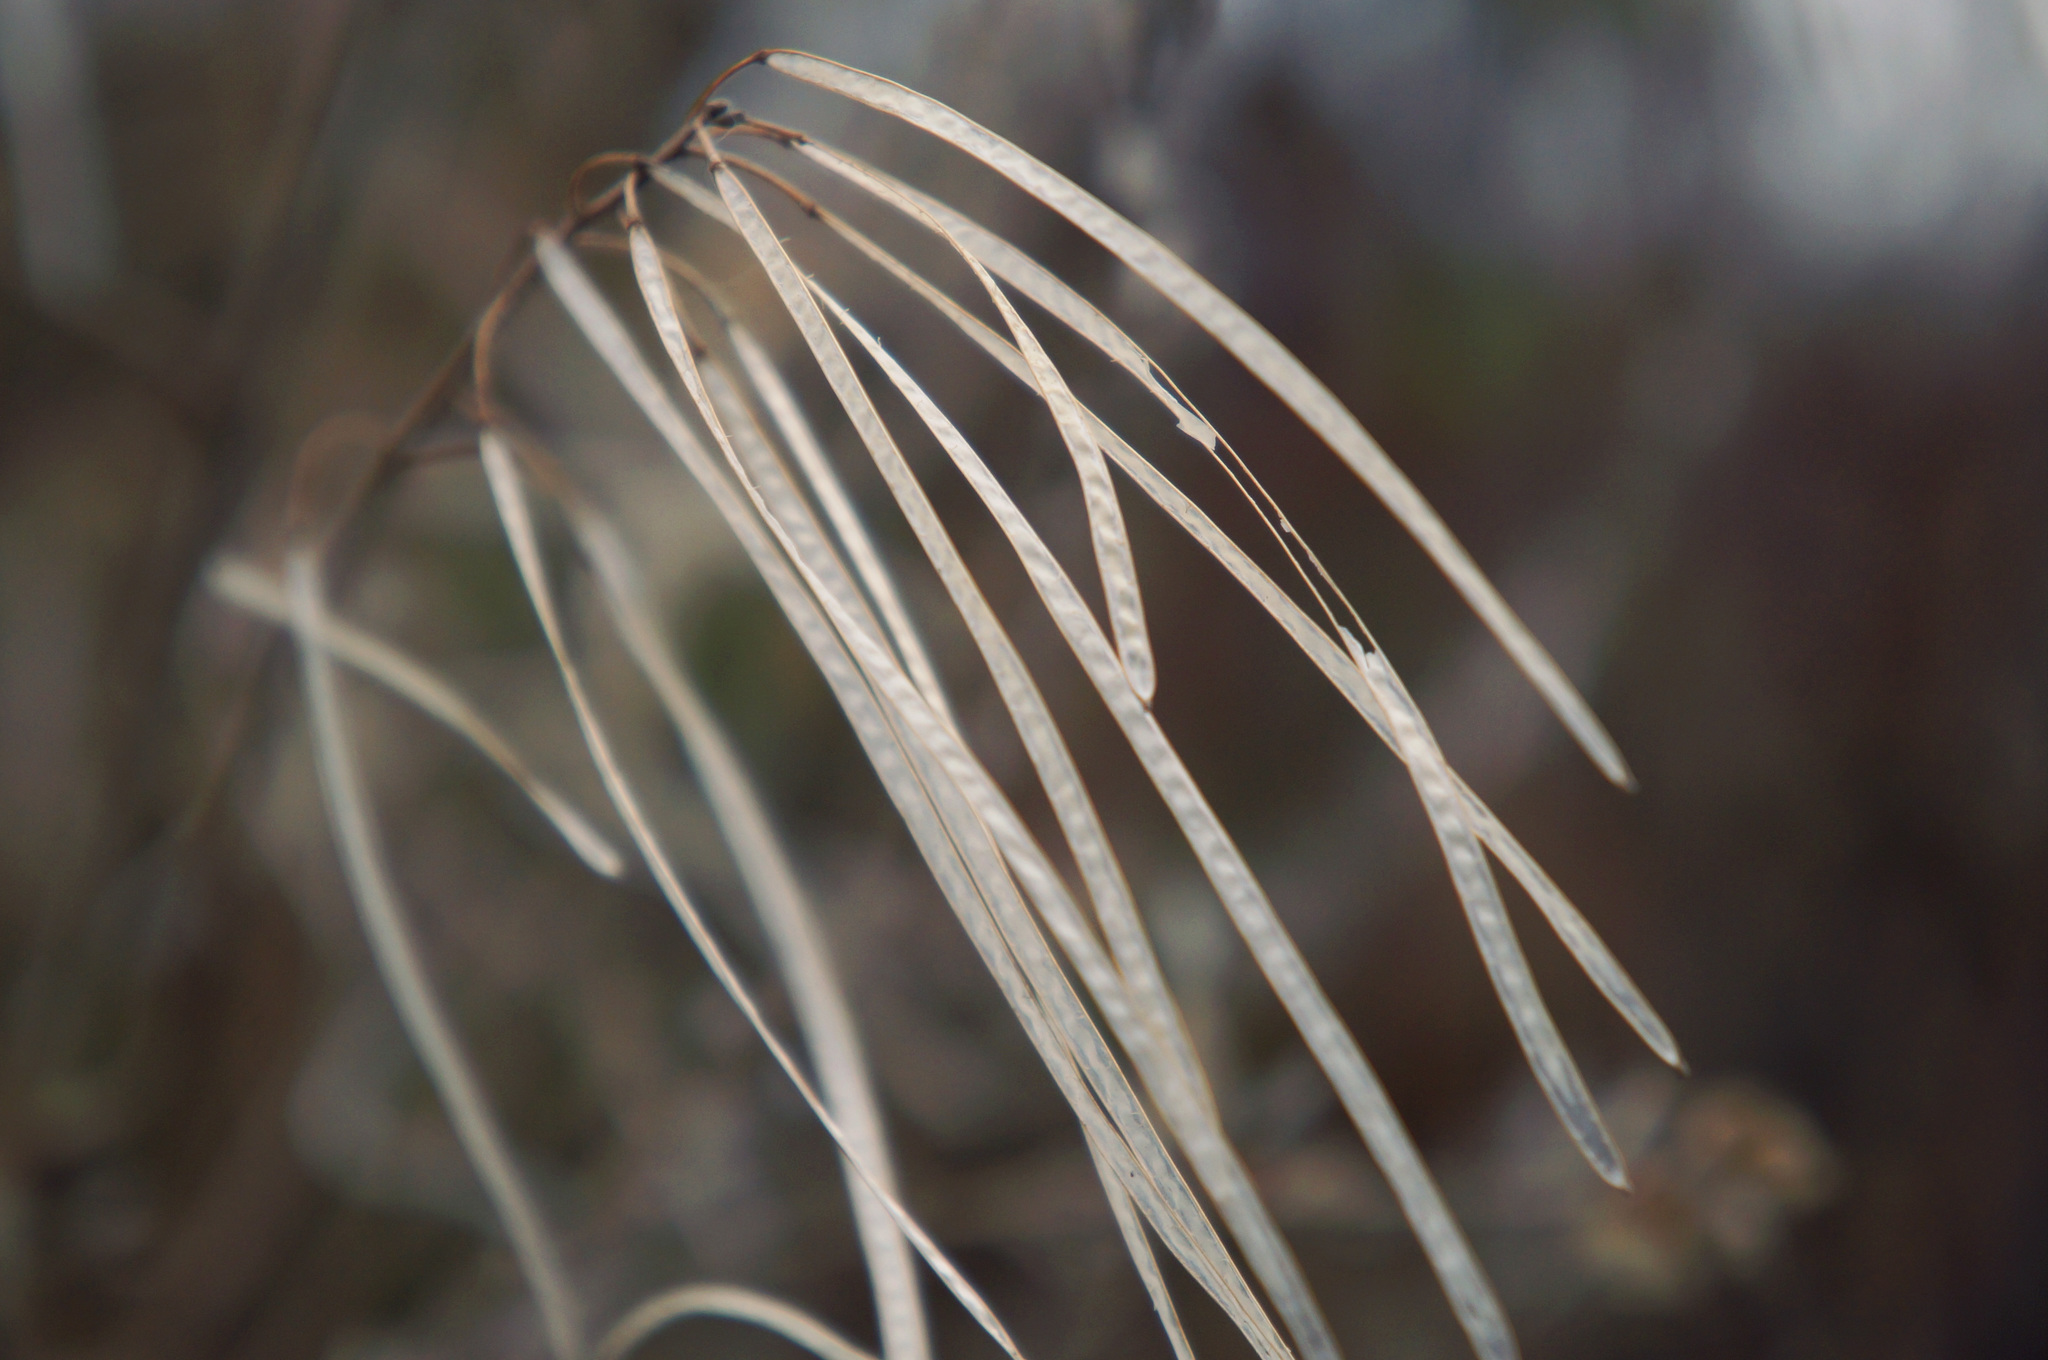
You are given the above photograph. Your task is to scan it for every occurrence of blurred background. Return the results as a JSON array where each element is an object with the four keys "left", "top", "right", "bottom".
[{"left": 1, "top": 0, "right": 2043, "bottom": 1357}]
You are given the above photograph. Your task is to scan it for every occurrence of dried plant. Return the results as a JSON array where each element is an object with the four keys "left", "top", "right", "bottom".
[{"left": 209, "top": 50, "right": 1683, "bottom": 1360}]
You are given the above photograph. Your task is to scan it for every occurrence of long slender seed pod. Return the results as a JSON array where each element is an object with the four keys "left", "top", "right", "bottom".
[
  {"left": 559, "top": 495, "right": 929, "bottom": 1360},
  {"left": 612, "top": 229, "right": 1295, "bottom": 1359},
  {"left": 759, "top": 51, "right": 1634, "bottom": 792},
  {"left": 285, "top": 549, "right": 586, "bottom": 1360},
  {"left": 759, "top": 287, "right": 1520, "bottom": 1359},
  {"left": 480, "top": 424, "right": 1030, "bottom": 1360},
  {"left": 595, "top": 1284, "right": 877, "bottom": 1360},
  {"left": 720, "top": 190, "right": 1678, "bottom": 1077},
  {"left": 808, "top": 281, "right": 1342, "bottom": 1360},
  {"left": 1350, "top": 633, "right": 1626, "bottom": 1187},
  {"left": 211, "top": 556, "right": 625, "bottom": 879}
]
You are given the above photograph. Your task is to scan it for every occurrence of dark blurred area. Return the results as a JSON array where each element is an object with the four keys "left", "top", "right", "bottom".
[{"left": 1, "top": 1, "right": 2042, "bottom": 1358}]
